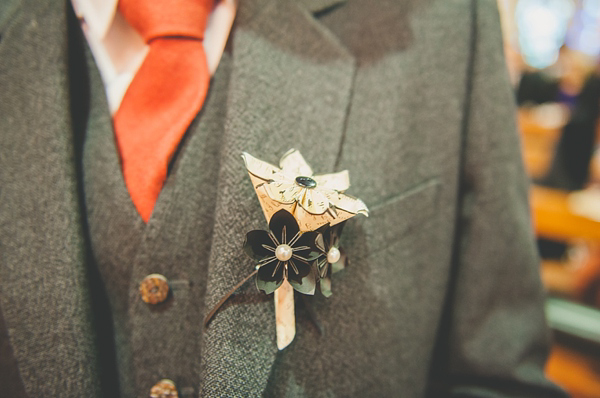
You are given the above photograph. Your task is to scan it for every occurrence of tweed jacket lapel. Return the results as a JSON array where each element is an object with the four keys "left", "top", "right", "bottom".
[
  {"left": 200, "top": 0, "right": 355, "bottom": 395},
  {"left": 0, "top": 0, "right": 103, "bottom": 396}
]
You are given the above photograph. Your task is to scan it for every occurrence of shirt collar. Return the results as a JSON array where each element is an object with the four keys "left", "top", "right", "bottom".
[{"left": 71, "top": 0, "right": 117, "bottom": 39}]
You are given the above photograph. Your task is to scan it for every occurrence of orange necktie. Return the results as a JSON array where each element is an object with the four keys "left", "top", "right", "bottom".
[{"left": 114, "top": 0, "right": 214, "bottom": 222}]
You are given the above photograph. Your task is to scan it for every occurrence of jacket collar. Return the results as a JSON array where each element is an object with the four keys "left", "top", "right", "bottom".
[
  {"left": 0, "top": 0, "right": 104, "bottom": 396},
  {"left": 200, "top": 0, "right": 354, "bottom": 394}
]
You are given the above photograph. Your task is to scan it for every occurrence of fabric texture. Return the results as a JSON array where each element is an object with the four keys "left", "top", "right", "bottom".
[
  {"left": 0, "top": 0, "right": 568, "bottom": 397},
  {"left": 114, "top": 0, "right": 214, "bottom": 222},
  {"left": 80, "top": 21, "right": 232, "bottom": 396}
]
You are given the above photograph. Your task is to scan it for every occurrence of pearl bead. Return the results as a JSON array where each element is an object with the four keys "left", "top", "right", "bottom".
[
  {"left": 327, "top": 247, "right": 341, "bottom": 264},
  {"left": 275, "top": 244, "right": 293, "bottom": 261}
]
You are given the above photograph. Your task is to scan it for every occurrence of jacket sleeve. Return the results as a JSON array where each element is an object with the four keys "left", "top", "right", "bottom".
[{"left": 427, "top": 1, "right": 569, "bottom": 397}]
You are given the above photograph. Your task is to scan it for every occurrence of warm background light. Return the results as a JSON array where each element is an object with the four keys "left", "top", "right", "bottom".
[{"left": 498, "top": 1, "right": 600, "bottom": 396}]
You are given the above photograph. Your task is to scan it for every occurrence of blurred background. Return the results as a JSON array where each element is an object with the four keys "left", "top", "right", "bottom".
[{"left": 497, "top": 0, "right": 600, "bottom": 396}]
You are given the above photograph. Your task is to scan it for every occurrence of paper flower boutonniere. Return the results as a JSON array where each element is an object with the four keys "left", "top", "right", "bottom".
[
  {"left": 242, "top": 149, "right": 369, "bottom": 349},
  {"left": 204, "top": 149, "right": 368, "bottom": 350}
]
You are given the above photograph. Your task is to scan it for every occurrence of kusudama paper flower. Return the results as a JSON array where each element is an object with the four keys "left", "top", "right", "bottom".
[
  {"left": 242, "top": 149, "right": 369, "bottom": 232},
  {"left": 243, "top": 210, "right": 323, "bottom": 295},
  {"left": 314, "top": 222, "right": 347, "bottom": 297}
]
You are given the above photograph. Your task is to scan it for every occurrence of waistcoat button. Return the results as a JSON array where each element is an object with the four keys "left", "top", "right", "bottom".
[
  {"left": 139, "top": 274, "right": 170, "bottom": 304},
  {"left": 150, "top": 379, "right": 178, "bottom": 398}
]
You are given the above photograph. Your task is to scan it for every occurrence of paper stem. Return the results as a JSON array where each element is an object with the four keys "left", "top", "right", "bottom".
[{"left": 274, "top": 280, "right": 295, "bottom": 350}]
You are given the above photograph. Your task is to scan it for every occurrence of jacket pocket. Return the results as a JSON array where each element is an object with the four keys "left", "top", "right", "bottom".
[{"left": 342, "top": 178, "right": 441, "bottom": 261}]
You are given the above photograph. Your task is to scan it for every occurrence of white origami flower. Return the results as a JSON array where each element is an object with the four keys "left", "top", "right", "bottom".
[{"left": 242, "top": 149, "right": 368, "bottom": 230}]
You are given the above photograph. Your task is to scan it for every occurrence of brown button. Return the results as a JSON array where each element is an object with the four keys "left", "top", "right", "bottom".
[
  {"left": 150, "top": 379, "right": 178, "bottom": 398},
  {"left": 139, "top": 274, "right": 169, "bottom": 304}
]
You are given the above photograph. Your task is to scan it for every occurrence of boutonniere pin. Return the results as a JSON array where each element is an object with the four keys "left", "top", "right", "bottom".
[{"left": 242, "top": 149, "right": 368, "bottom": 349}]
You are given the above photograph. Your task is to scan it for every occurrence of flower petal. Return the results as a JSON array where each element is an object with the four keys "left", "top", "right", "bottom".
[
  {"left": 299, "top": 188, "right": 330, "bottom": 215},
  {"left": 242, "top": 152, "right": 280, "bottom": 180},
  {"left": 329, "top": 221, "right": 346, "bottom": 248},
  {"left": 256, "top": 259, "right": 284, "bottom": 294},
  {"left": 325, "top": 191, "right": 369, "bottom": 216},
  {"left": 316, "top": 252, "right": 333, "bottom": 297},
  {"left": 293, "top": 231, "right": 324, "bottom": 262},
  {"left": 313, "top": 170, "right": 350, "bottom": 192},
  {"left": 279, "top": 148, "right": 313, "bottom": 177},
  {"left": 319, "top": 275, "right": 332, "bottom": 298},
  {"left": 268, "top": 210, "right": 300, "bottom": 245},
  {"left": 316, "top": 257, "right": 328, "bottom": 278},
  {"left": 264, "top": 180, "right": 303, "bottom": 204},
  {"left": 314, "top": 232, "right": 326, "bottom": 253},
  {"left": 243, "top": 230, "right": 276, "bottom": 261},
  {"left": 287, "top": 260, "right": 316, "bottom": 295},
  {"left": 331, "top": 248, "right": 348, "bottom": 274}
]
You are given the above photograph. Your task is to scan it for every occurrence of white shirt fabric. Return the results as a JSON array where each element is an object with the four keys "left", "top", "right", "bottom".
[{"left": 71, "top": 0, "right": 237, "bottom": 114}]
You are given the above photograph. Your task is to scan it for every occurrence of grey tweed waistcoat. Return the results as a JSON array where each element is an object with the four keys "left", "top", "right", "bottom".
[{"left": 81, "top": 38, "right": 232, "bottom": 397}]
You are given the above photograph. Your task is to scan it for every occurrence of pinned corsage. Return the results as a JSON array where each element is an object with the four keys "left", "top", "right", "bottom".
[
  {"left": 203, "top": 149, "right": 368, "bottom": 350},
  {"left": 242, "top": 149, "right": 368, "bottom": 349}
]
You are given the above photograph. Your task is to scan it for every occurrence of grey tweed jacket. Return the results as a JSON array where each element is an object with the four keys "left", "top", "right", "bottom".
[{"left": 0, "top": 0, "right": 568, "bottom": 396}]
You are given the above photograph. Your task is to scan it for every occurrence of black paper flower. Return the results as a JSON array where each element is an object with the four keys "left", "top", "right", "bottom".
[
  {"left": 243, "top": 210, "right": 323, "bottom": 295},
  {"left": 314, "top": 222, "right": 348, "bottom": 297}
]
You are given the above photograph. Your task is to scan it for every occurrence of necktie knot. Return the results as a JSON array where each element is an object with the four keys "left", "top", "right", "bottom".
[{"left": 119, "top": 0, "right": 214, "bottom": 42}]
